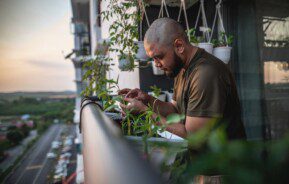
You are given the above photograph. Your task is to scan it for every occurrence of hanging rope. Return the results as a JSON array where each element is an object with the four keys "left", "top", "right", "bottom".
[
  {"left": 138, "top": 0, "right": 150, "bottom": 40},
  {"left": 139, "top": 0, "right": 150, "bottom": 27},
  {"left": 209, "top": 0, "right": 228, "bottom": 45},
  {"left": 200, "top": 0, "right": 210, "bottom": 42},
  {"left": 177, "top": 0, "right": 190, "bottom": 41},
  {"left": 158, "top": 0, "right": 170, "bottom": 18}
]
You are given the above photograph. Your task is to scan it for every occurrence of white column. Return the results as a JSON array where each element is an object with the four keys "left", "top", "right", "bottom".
[{"left": 89, "top": 0, "right": 101, "bottom": 56}]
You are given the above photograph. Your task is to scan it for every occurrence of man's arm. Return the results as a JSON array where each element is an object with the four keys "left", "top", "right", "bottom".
[
  {"left": 118, "top": 88, "right": 178, "bottom": 117},
  {"left": 120, "top": 98, "right": 211, "bottom": 138},
  {"left": 147, "top": 97, "right": 179, "bottom": 117},
  {"left": 152, "top": 113, "right": 211, "bottom": 138}
]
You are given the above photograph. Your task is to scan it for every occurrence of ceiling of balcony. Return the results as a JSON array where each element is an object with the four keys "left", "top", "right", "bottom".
[
  {"left": 144, "top": 0, "right": 199, "bottom": 8},
  {"left": 71, "top": 0, "right": 90, "bottom": 24}
]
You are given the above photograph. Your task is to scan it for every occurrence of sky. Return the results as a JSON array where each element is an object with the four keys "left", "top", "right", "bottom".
[{"left": 0, "top": 0, "right": 75, "bottom": 92}]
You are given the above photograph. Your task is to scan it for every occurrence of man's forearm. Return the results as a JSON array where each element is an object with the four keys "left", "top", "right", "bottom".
[
  {"left": 147, "top": 96, "right": 178, "bottom": 117},
  {"left": 152, "top": 113, "right": 187, "bottom": 138}
]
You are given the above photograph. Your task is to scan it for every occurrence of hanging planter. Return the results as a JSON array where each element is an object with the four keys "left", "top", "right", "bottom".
[
  {"left": 198, "top": 42, "right": 214, "bottom": 54},
  {"left": 213, "top": 46, "right": 232, "bottom": 64},
  {"left": 151, "top": 61, "right": 164, "bottom": 75},
  {"left": 135, "top": 41, "right": 149, "bottom": 61},
  {"left": 210, "top": 1, "right": 234, "bottom": 64},
  {"left": 118, "top": 54, "right": 135, "bottom": 71}
]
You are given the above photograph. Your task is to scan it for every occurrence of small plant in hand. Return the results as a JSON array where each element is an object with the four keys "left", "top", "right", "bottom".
[{"left": 150, "top": 85, "right": 162, "bottom": 98}]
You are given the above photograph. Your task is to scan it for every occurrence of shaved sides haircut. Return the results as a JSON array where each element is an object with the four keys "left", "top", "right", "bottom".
[{"left": 144, "top": 18, "right": 189, "bottom": 48}]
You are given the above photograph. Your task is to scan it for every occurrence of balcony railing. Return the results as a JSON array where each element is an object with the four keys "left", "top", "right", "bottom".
[{"left": 80, "top": 98, "right": 161, "bottom": 184}]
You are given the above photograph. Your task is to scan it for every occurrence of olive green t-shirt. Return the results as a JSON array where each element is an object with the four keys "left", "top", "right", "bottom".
[{"left": 173, "top": 48, "right": 246, "bottom": 140}]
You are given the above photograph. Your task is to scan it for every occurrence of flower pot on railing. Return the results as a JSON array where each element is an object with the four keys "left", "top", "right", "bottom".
[
  {"left": 135, "top": 41, "right": 149, "bottom": 61},
  {"left": 198, "top": 42, "right": 213, "bottom": 54},
  {"left": 152, "top": 61, "right": 164, "bottom": 75},
  {"left": 213, "top": 46, "right": 232, "bottom": 64}
]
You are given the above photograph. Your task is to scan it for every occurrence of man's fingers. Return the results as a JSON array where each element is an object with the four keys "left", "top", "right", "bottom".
[
  {"left": 118, "top": 88, "right": 131, "bottom": 95},
  {"left": 123, "top": 98, "right": 134, "bottom": 103},
  {"left": 125, "top": 88, "right": 139, "bottom": 98},
  {"left": 119, "top": 103, "right": 127, "bottom": 109}
]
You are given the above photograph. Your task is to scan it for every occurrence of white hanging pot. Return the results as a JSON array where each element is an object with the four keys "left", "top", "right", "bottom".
[
  {"left": 152, "top": 61, "right": 164, "bottom": 75},
  {"left": 135, "top": 41, "right": 149, "bottom": 61},
  {"left": 198, "top": 42, "right": 213, "bottom": 54},
  {"left": 118, "top": 54, "right": 134, "bottom": 71},
  {"left": 213, "top": 46, "right": 232, "bottom": 64}
]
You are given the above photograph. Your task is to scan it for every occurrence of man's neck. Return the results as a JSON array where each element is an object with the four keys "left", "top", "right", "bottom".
[{"left": 183, "top": 45, "right": 198, "bottom": 70}]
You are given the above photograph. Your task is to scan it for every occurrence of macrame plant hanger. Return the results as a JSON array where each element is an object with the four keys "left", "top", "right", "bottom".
[
  {"left": 194, "top": 0, "right": 210, "bottom": 42},
  {"left": 177, "top": 0, "right": 191, "bottom": 41},
  {"left": 209, "top": 0, "right": 228, "bottom": 45},
  {"left": 158, "top": 0, "right": 170, "bottom": 18},
  {"left": 138, "top": 0, "right": 151, "bottom": 41}
]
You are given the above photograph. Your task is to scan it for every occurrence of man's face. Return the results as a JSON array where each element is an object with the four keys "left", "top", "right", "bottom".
[{"left": 145, "top": 42, "right": 184, "bottom": 78}]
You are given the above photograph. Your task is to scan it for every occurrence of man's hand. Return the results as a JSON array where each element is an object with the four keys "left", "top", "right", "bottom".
[
  {"left": 119, "top": 88, "right": 152, "bottom": 105},
  {"left": 118, "top": 88, "right": 131, "bottom": 96},
  {"left": 119, "top": 98, "right": 148, "bottom": 115}
]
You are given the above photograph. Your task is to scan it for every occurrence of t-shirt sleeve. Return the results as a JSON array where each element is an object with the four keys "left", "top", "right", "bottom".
[{"left": 186, "top": 64, "right": 227, "bottom": 118}]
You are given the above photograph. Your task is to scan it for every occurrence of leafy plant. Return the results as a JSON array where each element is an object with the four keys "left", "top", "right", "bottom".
[
  {"left": 102, "top": 0, "right": 141, "bottom": 71},
  {"left": 186, "top": 28, "right": 199, "bottom": 44},
  {"left": 81, "top": 51, "right": 120, "bottom": 111},
  {"left": 212, "top": 32, "right": 234, "bottom": 47},
  {"left": 150, "top": 85, "right": 162, "bottom": 97}
]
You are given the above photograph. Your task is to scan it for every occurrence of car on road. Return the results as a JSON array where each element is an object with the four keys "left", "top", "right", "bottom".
[
  {"left": 51, "top": 141, "right": 61, "bottom": 149},
  {"left": 47, "top": 152, "right": 57, "bottom": 159}
]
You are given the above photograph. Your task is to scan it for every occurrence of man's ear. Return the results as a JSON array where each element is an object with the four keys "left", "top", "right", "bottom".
[{"left": 174, "top": 39, "right": 185, "bottom": 54}]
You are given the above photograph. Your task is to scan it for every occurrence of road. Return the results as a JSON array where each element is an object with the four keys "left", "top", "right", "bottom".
[
  {"left": 3, "top": 124, "right": 64, "bottom": 184},
  {"left": 0, "top": 130, "right": 37, "bottom": 171}
]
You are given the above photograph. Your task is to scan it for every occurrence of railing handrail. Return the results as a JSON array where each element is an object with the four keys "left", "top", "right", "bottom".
[{"left": 80, "top": 99, "right": 162, "bottom": 184}]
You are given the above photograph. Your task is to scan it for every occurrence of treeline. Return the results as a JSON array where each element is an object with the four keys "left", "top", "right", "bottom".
[{"left": 0, "top": 97, "right": 74, "bottom": 122}]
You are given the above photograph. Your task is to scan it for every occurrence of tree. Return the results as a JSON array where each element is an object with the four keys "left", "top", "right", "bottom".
[
  {"left": 20, "top": 124, "right": 30, "bottom": 137},
  {"left": 6, "top": 130, "right": 24, "bottom": 145}
]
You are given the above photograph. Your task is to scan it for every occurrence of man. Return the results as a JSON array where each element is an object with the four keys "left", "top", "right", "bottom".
[{"left": 119, "top": 18, "right": 246, "bottom": 140}]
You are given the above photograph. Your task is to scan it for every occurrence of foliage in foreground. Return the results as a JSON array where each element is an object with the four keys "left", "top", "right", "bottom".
[{"left": 168, "top": 123, "right": 289, "bottom": 184}]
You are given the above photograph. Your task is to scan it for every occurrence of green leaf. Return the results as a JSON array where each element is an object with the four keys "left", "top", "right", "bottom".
[{"left": 166, "top": 113, "right": 185, "bottom": 124}]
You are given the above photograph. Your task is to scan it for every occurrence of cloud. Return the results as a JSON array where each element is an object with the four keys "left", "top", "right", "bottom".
[{"left": 27, "top": 59, "right": 69, "bottom": 69}]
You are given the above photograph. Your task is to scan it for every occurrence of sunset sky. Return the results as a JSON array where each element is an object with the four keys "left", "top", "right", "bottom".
[{"left": 0, "top": 0, "right": 74, "bottom": 92}]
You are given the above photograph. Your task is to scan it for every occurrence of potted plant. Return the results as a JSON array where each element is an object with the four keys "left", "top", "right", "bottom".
[
  {"left": 135, "top": 41, "right": 149, "bottom": 61},
  {"left": 186, "top": 28, "right": 199, "bottom": 46},
  {"left": 197, "top": 27, "right": 213, "bottom": 54},
  {"left": 118, "top": 53, "right": 136, "bottom": 71},
  {"left": 212, "top": 32, "right": 233, "bottom": 64},
  {"left": 102, "top": 0, "right": 140, "bottom": 71}
]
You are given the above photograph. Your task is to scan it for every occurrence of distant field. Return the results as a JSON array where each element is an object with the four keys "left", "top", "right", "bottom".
[{"left": 0, "top": 91, "right": 76, "bottom": 102}]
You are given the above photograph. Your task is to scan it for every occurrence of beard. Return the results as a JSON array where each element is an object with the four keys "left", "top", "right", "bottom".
[{"left": 165, "top": 52, "right": 184, "bottom": 78}]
